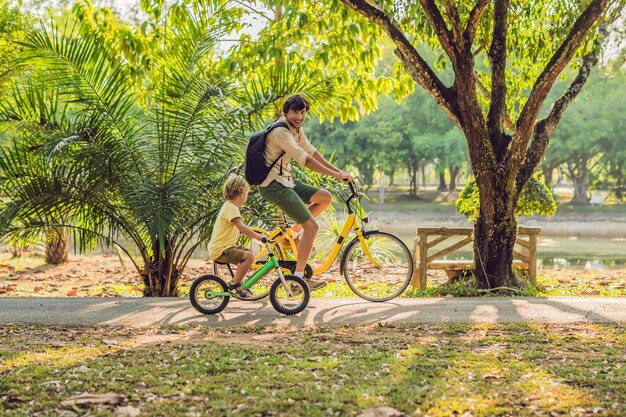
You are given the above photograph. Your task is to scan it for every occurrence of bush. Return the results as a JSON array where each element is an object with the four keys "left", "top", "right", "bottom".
[{"left": 455, "top": 177, "right": 557, "bottom": 221}]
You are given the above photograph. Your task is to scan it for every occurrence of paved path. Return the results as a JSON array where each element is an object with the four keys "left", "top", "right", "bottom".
[{"left": 1, "top": 297, "right": 625, "bottom": 327}]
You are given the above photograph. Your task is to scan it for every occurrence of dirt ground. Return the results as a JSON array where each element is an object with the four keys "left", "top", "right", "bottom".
[
  {"left": 1, "top": 203, "right": 625, "bottom": 298},
  {"left": 1, "top": 249, "right": 625, "bottom": 298},
  {"left": 0, "top": 252, "right": 211, "bottom": 297}
]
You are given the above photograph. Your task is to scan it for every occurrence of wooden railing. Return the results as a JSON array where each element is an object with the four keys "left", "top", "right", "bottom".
[{"left": 412, "top": 226, "right": 541, "bottom": 289}]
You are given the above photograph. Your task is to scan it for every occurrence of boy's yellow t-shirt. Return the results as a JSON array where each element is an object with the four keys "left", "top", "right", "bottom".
[{"left": 208, "top": 200, "right": 242, "bottom": 260}]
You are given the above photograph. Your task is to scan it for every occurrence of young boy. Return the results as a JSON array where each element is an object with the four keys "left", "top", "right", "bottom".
[{"left": 208, "top": 175, "right": 264, "bottom": 298}]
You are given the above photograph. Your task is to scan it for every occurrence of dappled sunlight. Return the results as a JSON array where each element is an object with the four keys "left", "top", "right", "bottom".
[
  {"left": 1, "top": 345, "right": 110, "bottom": 372},
  {"left": 1, "top": 324, "right": 624, "bottom": 415},
  {"left": 469, "top": 303, "right": 500, "bottom": 322}
]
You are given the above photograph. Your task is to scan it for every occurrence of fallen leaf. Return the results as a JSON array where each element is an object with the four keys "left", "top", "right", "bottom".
[
  {"left": 232, "top": 404, "right": 248, "bottom": 413},
  {"left": 115, "top": 405, "right": 141, "bottom": 417},
  {"left": 61, "top": 392, "right": 125, "bottom": 406},
  {"left": 358, "top": 407, "right": 406, "bottom": 417},
  {"left": 42, "top": 380, "right": 63, "bottom": 391}
]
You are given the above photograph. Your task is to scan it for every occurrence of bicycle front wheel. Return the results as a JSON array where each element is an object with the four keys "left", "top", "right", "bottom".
[
  {"left": 341, "top": 231, "right": 413, "bottom": 302},
  {"left": 269, "top": 275, "right": 310, "bottom": 315}
]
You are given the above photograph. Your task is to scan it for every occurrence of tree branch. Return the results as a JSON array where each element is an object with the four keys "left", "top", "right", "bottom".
[
  {"left": 474, "top": 71, "right": 515, "bottom": 131},
  {"left": 516, "top": 22, "right": 608, "bottom": 193},
  {"left": 465, "top": 0, "right": 490, "bottom": 44},
  {"left": 419, "top": 0, "right": 457, "bottom": 66},
  {"left": 339, "top": 0, "right": 461, "bottom": 126},
  {"left": 232, "top": 0, "right": 273, "bottom": 21},
  {"left": 513, "top": 0, "right": 608, "bottom": 162},
  {"left": 440, "top": 0, "right": 463, "bottom": 45},
  {"left": 486, "top": 0, "right": 510, "bottom": 153}
]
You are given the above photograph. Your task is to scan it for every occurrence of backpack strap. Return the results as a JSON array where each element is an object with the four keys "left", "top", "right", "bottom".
[{"left": 266, "top": 122, "right": 289, "bottom": 175}]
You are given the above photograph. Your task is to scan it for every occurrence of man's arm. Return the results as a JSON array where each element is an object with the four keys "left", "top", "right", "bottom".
[
  {"left": 304, "top": 154, "right": 354, "bottom": 182},
  {"left": 311, "top": 151, "right": 341, "bottom": 175}
]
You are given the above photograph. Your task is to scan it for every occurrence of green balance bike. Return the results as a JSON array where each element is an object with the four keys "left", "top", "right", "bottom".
[{"left": 190, "top": 237, "right": 310, "bottom": 315}]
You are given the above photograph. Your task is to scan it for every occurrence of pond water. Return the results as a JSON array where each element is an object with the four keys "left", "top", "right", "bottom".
[{"left": 396, "top": 233, "right": 626, "bottom": 270}]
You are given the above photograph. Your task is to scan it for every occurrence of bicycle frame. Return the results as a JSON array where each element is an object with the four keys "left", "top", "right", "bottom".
[
  {"left": 210, "top": 242, "right": 293, "bottom": 297},
  {"left": 256, "top": 183, "right": 380, "bottom": 275}
]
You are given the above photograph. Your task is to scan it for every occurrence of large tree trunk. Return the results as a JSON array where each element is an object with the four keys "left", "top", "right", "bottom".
[
  {"left": 542, "top": 165, "right": 554, "bottom": 187},
  {"left": 474, "top": 208, "right": 519, "bottom": 288},
  {"left": 571, "top": 179, "right": 589, "bottom": 204},
  {"left": 45, "top": 227, "right": 68, "bottom": 265}
]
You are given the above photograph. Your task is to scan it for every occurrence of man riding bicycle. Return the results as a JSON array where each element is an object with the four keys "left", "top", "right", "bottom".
[{"left": 258, "top": 94, "right": 354, "bottom": 290}]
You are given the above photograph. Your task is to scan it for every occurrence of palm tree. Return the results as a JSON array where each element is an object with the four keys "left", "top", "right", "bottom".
[{"left": 0, "top": 0, "right": 334, "bottom": 296}]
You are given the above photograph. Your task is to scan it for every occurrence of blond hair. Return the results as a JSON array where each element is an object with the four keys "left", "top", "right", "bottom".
[{"left": 223, "top": 174, "right": 249, "bottom": 200}]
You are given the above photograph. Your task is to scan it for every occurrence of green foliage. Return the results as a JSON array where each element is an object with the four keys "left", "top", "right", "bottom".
[
  {"left": 306, "top": 84, "right": 468, "bottom": 189},
  {"left": 0, "top": 1, "right": 33, "bottom": 94},
  {"left": 221, "top": 0, "right": 410, "bottom": 123},
  {"left": 0, "top": 0, "right": 336, "bottom": 296},
  {"left": 456, "top": 177, "right": 557, "bottom": 221}
]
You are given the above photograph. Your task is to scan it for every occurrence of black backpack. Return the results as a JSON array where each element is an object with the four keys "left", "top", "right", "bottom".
[{"left": 244, "top": 122, "right": 289, "bottom": 185}]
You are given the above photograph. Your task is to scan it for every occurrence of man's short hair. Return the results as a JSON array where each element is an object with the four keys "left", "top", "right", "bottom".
[
  {"left": 282, "top": 94, "right": 310, "bottom": 114},
  {"left": 223, "top": 174, "right": 249, "bottom": 200}
]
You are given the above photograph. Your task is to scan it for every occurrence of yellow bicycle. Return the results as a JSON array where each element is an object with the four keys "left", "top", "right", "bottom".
[{"left": 214, "top": 182, "right": 414, "bottom": 302}]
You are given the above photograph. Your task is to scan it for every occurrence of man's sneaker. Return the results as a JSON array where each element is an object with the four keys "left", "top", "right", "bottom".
[{"left": 303, "top": 277, "right": 327, "bottom": 291}]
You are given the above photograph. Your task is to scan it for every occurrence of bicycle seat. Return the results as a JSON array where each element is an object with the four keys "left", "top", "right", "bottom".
[{"left": 213, "top": 261, "right": 235, "bottom": 277}]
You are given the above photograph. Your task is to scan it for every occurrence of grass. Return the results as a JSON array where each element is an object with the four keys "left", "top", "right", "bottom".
[{"left": 1, "top": 323, "right": 625, "bottom": 416}]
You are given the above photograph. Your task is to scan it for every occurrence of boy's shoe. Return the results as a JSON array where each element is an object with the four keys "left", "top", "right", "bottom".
[{"left": 229, "top": 283, "right": 253, "bottom": 299}]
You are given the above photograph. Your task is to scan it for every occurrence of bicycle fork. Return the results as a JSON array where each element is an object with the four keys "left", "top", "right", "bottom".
[{"left": 264, "top": 243, "right": 295, "bottom": 297}]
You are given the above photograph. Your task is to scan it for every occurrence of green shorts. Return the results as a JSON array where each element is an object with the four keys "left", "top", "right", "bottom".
[
  {"left": 214, "top": 245, "right": 251, "bottom": 264},
  {"left": 259, "top": 180, "right": 320, "bottom": 224}
]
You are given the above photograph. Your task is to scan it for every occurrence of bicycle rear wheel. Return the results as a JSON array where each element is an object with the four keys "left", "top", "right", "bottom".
[
  {"left": 341, "top": 231, "right": 413, "bottom": 302},
  {"left": 189, "top": 275, "right": 229, "bottom": 314},
  {"left": 212, "top": 227, "right": 284, "bottom": 300}
]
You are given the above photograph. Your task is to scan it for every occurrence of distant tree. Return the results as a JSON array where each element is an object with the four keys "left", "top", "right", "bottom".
[{"left": 545, "top": 69, "right": 625, "bottom": 204}]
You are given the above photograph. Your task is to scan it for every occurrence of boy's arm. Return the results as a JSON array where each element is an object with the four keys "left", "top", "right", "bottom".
[{"left": 231, "top": 218, "right": 264, "bottom": 241}]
